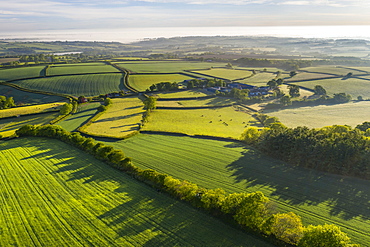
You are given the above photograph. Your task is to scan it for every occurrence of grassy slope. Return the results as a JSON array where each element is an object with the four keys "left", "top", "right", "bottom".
[
  {"left": 0, "top": 66, "right": 44, "bottom": 81},
  {"left": 302, "top": 66, "right": 362, "bottom": 76},
  {"left": 57, "top": 102, "right": 100, "bottom": 132},
  {"left": 156, "top": 97, "right": 237, "bottom": 107},
  {"left": 155, "top": 89, "right": 211, "bottom": 98},
  {"left": 0, "top": 102, "right": 65, "bottom": 118},
  {"left": 11, "top": 74, "right": 123, "bottom": 97},
  {"left": 237, "top": 73, "right": 277, "bottom": 86},
  {"left": 106, "top": 134, "right": 370, "bottom": 246},
  {"left": 0, "top": 137, "right": 270, "bottom": 247},
  {"left": 84, "top": 97, "right": 144, "bottom": 138},
  {"left": 141, "top": 106, "right": 256, "bottom": 139},
  {"left": 263, "top": 101, "right": 370, "bottom": 128},
  {"left": 128, "top": 74, "right": 193, "bottom": 92},
  {"left": 190, "top": 68, "right": 252, "bottom": 80},
  {"left": 48, "top": 63, "right": 119, "bottom": 76}
]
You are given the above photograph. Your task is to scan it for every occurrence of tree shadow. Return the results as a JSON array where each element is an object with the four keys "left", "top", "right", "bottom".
[{"left": 226, "top": 147, "right": 370, "bottom": 220}]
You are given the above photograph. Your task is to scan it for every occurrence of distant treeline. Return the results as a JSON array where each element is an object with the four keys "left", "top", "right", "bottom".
[{"left": 15, "top": 124, "right": 359, "bottom": 247}]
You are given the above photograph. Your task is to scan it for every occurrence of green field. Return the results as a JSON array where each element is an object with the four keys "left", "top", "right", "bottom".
[
  {"left": 0, "top": 102, "right": 64, "bottom": 119},
  {"left": 128, "top": 74, "right": 193, "bottom": 92},
  {"left": 0, "top": 84, "right": 65, "bottom": 105},
  {"left": 0, "top": 66, "right": 44, "bottom": 81},
  {"left": 155, "top": 89, "right": 211, "bottom": 98},
  {"left": 105, "top": 134, "right": 370, "bottom": 246},
  {"left": 0, "top": 137, "right": 270, "bottom": 246},
  {"left": 114, "top": 61, "right": 224, "bottom": 73},
  {"left": 83, "top": 97, "right": 144, "bottom": 138},
  {"left": 142, "top": 106, "right": 256, "bottom": 139},
  {"left": 0, "top": 112, "right": 58, "bottom": 137},
  {"left": 48, "top": 63, "right": 119, "bottom": 76},
  {"left": 301, "top": 66, "right": 361, "bottom": 76},
  {"left": 263, "top": 101, "right": 370, "bottom": 128},
  {"left": 156, "top": 97, "right": 237, "bottom": 108},
  {"left": 57, "top": 102, "right": 101, "bottom": 131},
  {"left": 190, "top": 68, "right": 252, "bottom": 80},
  {"left": 284, "top": 72, "right": 337, "bottom": 82},
  {"left": 11, "top": 74, "right": 123, "bottom": 97},
  {"left": 237, "top": 73, "right": 278, "bottom": 86}
]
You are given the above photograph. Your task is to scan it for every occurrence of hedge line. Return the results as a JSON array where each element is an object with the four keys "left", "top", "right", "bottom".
[{"left": 14, "top": 124, "right": 359, "bottom": 247}]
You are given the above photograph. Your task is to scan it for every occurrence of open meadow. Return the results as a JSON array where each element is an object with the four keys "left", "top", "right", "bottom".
[
  {"left": 83, "top": 97, "right": 144, "bottom": 138},
  {"left": 0, "top": 137, "right": 270, "bottom": 247},
  {"left": 11, "top": 74, "right": 124, "bottom": 97},
  {"left": 0, "top": 102, "right": 65, "bottom": 119},
  {"left": 106, "top": 134, "right": 370, "bottom": 246},
  {"left": 48, "top": 63, "right": 119, "bottom": 76},
  {"left": 0, "top": 66, "right": 44, "bottom": 81},
  {"left": 301, "top": 66, "right": 367, "bottom": 76},
  {"left": 141, "top": 106, "right": 257, "bottom": 139},
  {"left": 237, "top": 72, "right": 278, "bottom": 86},
  {"left": 190, "top": 68, "right": 252, "bottom": 80},
  {"left": 156, "top": 97, "right": 237, "bottom": 108},
  {"left": 154, "top": 89, "right": 211, "bottom": 98},
  {"left": 128, "top": 74, "right": 193, "bottom": 92}
]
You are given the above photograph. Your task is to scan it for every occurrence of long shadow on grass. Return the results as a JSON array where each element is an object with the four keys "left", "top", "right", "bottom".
[{"left": 226, "top": 146, "right": 370, "bottom": 220}]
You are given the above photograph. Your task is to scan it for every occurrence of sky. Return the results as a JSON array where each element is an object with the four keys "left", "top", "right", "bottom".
[{"left": 1, "top": 0, "right": 370, "bottom": 32}]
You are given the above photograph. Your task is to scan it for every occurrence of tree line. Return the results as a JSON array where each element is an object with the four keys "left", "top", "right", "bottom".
[{"left": 15, "top": 124, "right": 359, "bottom": 247}]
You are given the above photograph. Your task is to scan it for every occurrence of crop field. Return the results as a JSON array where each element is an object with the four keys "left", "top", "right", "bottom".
[
  {"left": 301, "top": 66, "right": 361, "bottom": 76},
  {"left": 155, "top": 89, "right": 211, "bottom": 98},
  {"left": 0, "top": 137, "right": 270, "bottom": 246},
  {"left": 57, "top": 102, "right": 101, "bottom": 132},
  {"left": 12, "top": 74, "right": 123, "bottom": 97},
  {"left": 290, "top": 77, "right": 370, "bottom": 98},
  {"left": 156, "top": 97, "right": 237, "bottom": 108},
  {"left": 114, "top": 61, "right": 225, "bottom": 73},
  {"left": 190, "top": 68, "right": 252, "bottom": 80},
  {"left": 0, "top": 102, "right": 64, "bottom": 119},
  {"left": 0, "top": 112, "right": 58, "bottom": 137},
  {"left": 128, "top": 74, "right": 193, "bottom": 92},
  {"left": 141, "top": 106, "right": 256, "bottom": 139},
  {"left": 0, "top": 84, "right": 65, "bottom": 105},
  {"left": 48, "top": 63, "right": 119, "bottom": 76},
  {"left": 237, "top": 73, "right": 278, "bottom": 86},
  {"left": 106, "top": 134, "right": 370, "bottom": 246},
  {"left": 263, "top": 101, "right": 370, "bottom": 128},
  {"left": 0, "top": 66, "right": 44, "bottom": 81},
  {"left": 84, "top": 97, "right": 144, "bottom": 138}
]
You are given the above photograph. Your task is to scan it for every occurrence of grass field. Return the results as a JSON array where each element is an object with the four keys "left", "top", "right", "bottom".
[
  {"left": 0, "top": 102, "right": 65, "bottom": 119},
  {"left": 284, "top": 72, "right": 337, "bottom": 82},
  {"left": 156, "top": 97, "right": 237, "bottom": 108},
  {"left": 0, "top": 84, "right": 66, "bottom": 105},
  {"left": 0, "top": 137, "right": 270, "bottom": 246},
  {"left": 301, "top": 66, "right": 360, "bottom": 76},
  {"left": 0, "top": 112, "right": 59, "bottom": 137},
  {"left": 263, "top": 101, "right": 370, "bottom": 128},
  {"left": 128, "top": 74, "right": 193, "bottom": 92},
  {"left": 155, "top": 89, "right": 211, "bottom": 98},
  {"left": 114, "top": 61, "right": 225, "bottom": 73},
  {"left": 84, "top": 97, "right": 144, "bottom": 138},
  {"left": 106, "top": 134, "right": 370, "bottom": 246},
  {"left": 0, "top": 66, "right": 44, "bottom": 81},
  {"left": 237, "top": 73, "right": 278, "bottom": 86},
  {"left": 48, "top": 63, "right": 119, "bottom": 76},
  {"left": 12, "top": 74, "right": 123, "bottom": 97},
  {"left": 57, "top": 102, "right": 101, "bottom": 132},
  {"left": 190, "top": 68, "right": 252, "bottom": 80},
  {"left": 141, "top": 106, "right": 256, "bottom": 139}
]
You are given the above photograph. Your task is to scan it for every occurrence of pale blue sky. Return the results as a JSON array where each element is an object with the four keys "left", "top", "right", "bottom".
[{"left": 0, "top": 0, "right": 370, "bottom": 32}]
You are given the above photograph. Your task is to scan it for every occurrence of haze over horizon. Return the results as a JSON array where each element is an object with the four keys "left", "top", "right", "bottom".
[{"left": 1, "top": 0, "right": 370, "bottom": 33}]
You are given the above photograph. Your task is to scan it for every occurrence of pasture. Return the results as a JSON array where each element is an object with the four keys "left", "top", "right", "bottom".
[
  {"left": 57, "top": 102, "right": 101, "bottom": 132},
  {"left": 83, "top": 97, "right": 144, "bottom": 138},
  {"left": 114, "top": 61, "right": 224, "bottom": 73},
  {"left": 0, "top": 112, "right": 59, "bottom": 137},
  {"left": 0, "top": 137, "right": 270, "bottom": 247},
  {"left": 237, "top": 72, "right": 278, "bottom": 86},
  {"left": 301, "top": 66, "right": 361, "bottom": 76},
  {"left": 190, "top": 68, "right": 252, "bottom": 80},
  {"left": 48, "top": 63, "right": 119, "bottom": 76},
  {"left": 155, "top": 89, "right": 211, "bottom": 98},
  {"left": 156, "top": 97, "right": 237, "bottom": 108},
  {"left": 141, "top": 106, "right": 256, "bottom": 139},
  {"left": 263, "top": 101, "right": 370, "bottom": 128},
  {"left": 107, "top": 134, "right": 370, "bottom": 246},
  {"left": 11, "top": 74, "right": 123, "bottom": 97},
  {"left": 128, "top": 74, "right": 193, "bottom": 92},
  {"left": 284, "top": 72, "right": 337, "bottom": 82},
  {"left": 0, "top": 102, "right": 64, "bottom": 119},
  {"left": 0, "top": 66, "right": 44, "bottom": 81}
]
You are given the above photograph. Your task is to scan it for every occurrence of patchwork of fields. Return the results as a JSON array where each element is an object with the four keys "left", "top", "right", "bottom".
[
  {"left": 128, "top": 74, "right": 193, "bottom": 92},
  {"left": 0, "top": 137, "right": 270, "bottom": 246},
  {"left": 190, "top": 68, "right": 252, "bottom": 80},
  {"left": 107, "top": 134, "right": 370, "bottom": 246}
]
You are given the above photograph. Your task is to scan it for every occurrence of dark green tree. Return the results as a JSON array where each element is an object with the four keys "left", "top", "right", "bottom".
[{"left": 314, "top": 85, "right": 327, "bottom": 95}]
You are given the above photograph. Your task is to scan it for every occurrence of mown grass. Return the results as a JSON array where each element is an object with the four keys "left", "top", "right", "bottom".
[
  {"left": 128, "top": 74, "right": 193, "bottom": 92},
  {"left": 155, "top": 89, "right": 211, "bottom": 98},
  {"left": 114, "top": 61, "right": 224, "bottom": 73},
  {"left": 0, "top": 84, "right": 65, "bottom": 105},
  {"left": 0, "top": 66, "right": 44, "bottom": 81},
  {"left": 84, "top": 97, "right": 144, "bottom": 138},
  {"left": 141, "top": 106, "right": 256, "bottom": 139},
  {"left": 48, "top": 63, "right": 119, "bottom": 76},
  {"left": 0, "top": 137, "right": 270, "bottom": 247},
  {"left": 107, "top": 134, "right": 370, "bottom": 246},
  {"left": 190, "top": 68, "right": 252, "bottom": 80},
  {"left": 0, "top": 112, "right": 59, "bottom": 137},
  {"left": 57, "top": 102, "right": 101, "bottom": 131},
  {"left": 263, "top": 101, "right": 370, "bottom": 128},
  {"left": 11, "top": 74, "right": 123, "bottom": 97},
  {"left": 156, "top": 97, "right": 237, "bottom": 108},
  {"left": 0, "top": 102, "right": 65, "bottom": 118}
]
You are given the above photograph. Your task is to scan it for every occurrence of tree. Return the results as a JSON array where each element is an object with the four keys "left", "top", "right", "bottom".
[
  {"left": 241, "top": 127, "right": 262, "bottom": 144},
  {"left": 268, "top": 212, "right": 304, "bottom": 245},
  {"left": 144, "top": 96, "right": 157, "bottom": 111},
  {"left": 333, "top": 93, "right": 351, "bottom": 104},
  {"left": 60, "top": 103, "right": 73, "bottom": 115},
  {"left": 290, "top": 71, "right": 297, "bottom": 77},
  {"left": 298, "top": 224, "right": 358, "bottom": 247},
  {"left": 288, "top": 85, "right": 300, "bottom": 97},
  {"left": 267, "top": 79, "right": 277, "bottom": 88},
  {"left": 226, "top": 63, "right": 233, "bottom": 68},
  {"left": 355, "top": 121, "right": 370, "bottom": 132},
  {"left": 280, "top": 95, "right": 292, "bottom": 106},
  {"left": 314, "top": 85, "right": 327, "bottom": 95},
  {"left": 276, "top": 78, "right": 284, "bottom": 85}
]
